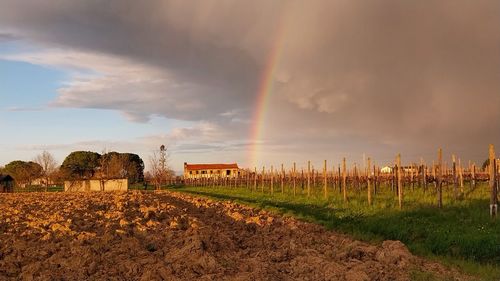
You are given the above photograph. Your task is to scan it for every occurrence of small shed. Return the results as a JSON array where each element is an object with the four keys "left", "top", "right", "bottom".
[
  {"left": 0, "top": 174, "right": 14, "bottom": 193},
  {"left": 64, "top": 179, "right": 129, "bottom": 192}
]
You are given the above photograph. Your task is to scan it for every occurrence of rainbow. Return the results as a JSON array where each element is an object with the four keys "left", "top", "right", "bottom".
[{"left": 248, "top": 19, "right": 288, "bottom": 168}]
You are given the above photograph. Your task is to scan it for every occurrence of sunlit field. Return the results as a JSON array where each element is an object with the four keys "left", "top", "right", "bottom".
[{"left": 174, "top": 183, "right": 500, "bottom": 280}]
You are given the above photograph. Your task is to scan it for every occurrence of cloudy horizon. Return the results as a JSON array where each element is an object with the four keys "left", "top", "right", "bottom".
[{"left": 1, "top": 0, "right": 499, "bottom": 173}]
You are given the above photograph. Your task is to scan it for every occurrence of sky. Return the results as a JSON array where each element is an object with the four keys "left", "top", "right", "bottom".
[{"left": 0, "top": 0, "right": 499, "bottom": 173}]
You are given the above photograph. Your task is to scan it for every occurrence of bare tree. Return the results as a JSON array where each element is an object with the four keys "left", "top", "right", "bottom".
[
  {"left": 34, "top": 151, "right": 58, "bottom": 191},
  {"left": 149, "top": 145, "right": 171, "bottom": 190}
]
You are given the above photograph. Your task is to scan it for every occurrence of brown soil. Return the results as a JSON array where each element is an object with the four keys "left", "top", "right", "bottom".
[{"left": 0, "top": 191, "right": 473, "bottom": 280}]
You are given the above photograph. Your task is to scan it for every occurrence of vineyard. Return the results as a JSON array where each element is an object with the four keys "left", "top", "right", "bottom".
[
  {"left": 183, "top": 146, "right": 499, "bottom": 215},
  {"left": 176, "top": 146, "right": 500, "bottom": 279}
]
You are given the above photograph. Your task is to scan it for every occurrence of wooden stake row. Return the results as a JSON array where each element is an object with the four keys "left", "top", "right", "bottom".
[{"left": 182, "top": 146, "right": 499, "bottom": 216}]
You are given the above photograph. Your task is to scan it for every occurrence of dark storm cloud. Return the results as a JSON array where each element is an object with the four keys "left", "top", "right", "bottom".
[
  {"left": 266, "top": 0, "right": 500, "bottom": 161},
  {"left": 0, "top": 0, "right": 498, "bottom": 164},
  {"left": 0, "top": 32, "right": 19, "bottom": 42},
  {"left": 0, "top": 0, "right": 282, "bottom": 122}
]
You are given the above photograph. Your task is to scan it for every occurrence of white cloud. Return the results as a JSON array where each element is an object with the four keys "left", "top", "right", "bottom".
[{"left": 1, "top": 49, "right": 237, "bottom": 123}]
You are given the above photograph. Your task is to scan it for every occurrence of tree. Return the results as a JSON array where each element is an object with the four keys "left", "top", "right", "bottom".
[
  {"left": 149, "top": 145, "right": 172, "bottom": 190},
  {"left": 97, "top": 149, "right": 112, "bottom": 191},
  {"left": 4, "top": 160, "right": 43, "bottom": 187},
  {"left": 122, "top": 153, "right": 145, "bottom": 183},
  {"left": 60, "top": 151, "right": 101, "bottom": 180},
  {"left": 34, "top": 151, "right": 58, "bottom": 191},
  {"left": 100, "top": 152, "right": 145, "bottom": 183},
  {"left": 59, "top": 150, "right": 145, "bottom": 183}
]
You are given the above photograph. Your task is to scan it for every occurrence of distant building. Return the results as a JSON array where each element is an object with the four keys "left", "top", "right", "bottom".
[
  {"left": 380, "top": 165, "right": 419, "bottom": 174},
  {"left": 184, "top": 163, "right": 242, "bottom": 179},
  {"left": 64, "top": 179, "right": 128, "bottom": 192},
  {"left": 0, "top": 174, "right": 14, "bottom": 193},
  {"left": 380, "top": 166, "right": 393, "bottom": 174}
]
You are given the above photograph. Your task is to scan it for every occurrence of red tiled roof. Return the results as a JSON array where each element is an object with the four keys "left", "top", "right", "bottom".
[{"left": 184, "top": 163, "right": 239, "bottom": 170}]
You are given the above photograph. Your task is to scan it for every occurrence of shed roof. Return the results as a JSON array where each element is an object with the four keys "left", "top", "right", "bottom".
[
  {"left": 184, "top": 163, "right": 239, "bottom": 170},
  {"left": 0, "top": 174, "right": 14, "bottom": 182}
]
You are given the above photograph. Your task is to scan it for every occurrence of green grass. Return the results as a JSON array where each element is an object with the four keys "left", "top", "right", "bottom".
[
  {"left": 14, "top": 185, "right": 64, "bottom": 192},
  {"left": 172, "top": 183, "right": 500, "bottom": 280},
  {"left": 409, "top": 269, "right": 442, "bottom": 281}
]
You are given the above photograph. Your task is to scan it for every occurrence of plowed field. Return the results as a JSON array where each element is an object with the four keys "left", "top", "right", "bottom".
[{"left": 0, "top": 192, "right": 471, "bottom": 280}]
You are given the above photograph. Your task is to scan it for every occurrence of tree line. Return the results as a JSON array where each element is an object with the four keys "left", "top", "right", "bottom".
[{"left": 0, "top": 150, "right": 145, "bottom": 189}]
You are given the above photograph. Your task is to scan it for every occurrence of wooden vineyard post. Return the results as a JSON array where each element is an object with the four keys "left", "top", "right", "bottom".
[
  {"left": 397, "top": 154, "right": 403, "bottom": 209},
  {"left": 281, "top": 164, "right": 284, "bottom": 194},
  {"left": 261, "top": 166, "right": 265, "bottom": 193},
  {"left": 432, "top": 161, "right": 436, "bottom": 189},
  {"left": 391, "top": 163, "right": 396, "bottom": 194},
  {"left": 452, "top": 154, "right": 458, "bottom": 200},
  {"left": 245, "top": 170, "right": 248, "bottom": 189},
  {"left": 423, "top": 164, "right": 428, "bottom": 193},
  {"left": 312, "top": 166, "right": 316, "bottom": 190},
  {"left": 472, "top": 163, "right": 476, "bottom": 190},
  {"left": 419, "top": 158, "right": 424, "bottom": 188},
  {"left": 270, "top": 166, "right": 274, "bottom": 195},
  {"left": 367, "top": 157, "right": 372, "bottom": 206},
  {"left": 307, "top": 161, "right": 311, "bottom": 197},
  {"left": 373, "top": 164, "right": 378, "bottom": 195},
  {"left": 301, "top": 168, "right": 304, "bottom": 194},
  {"left": 253, "top": 167, "right": 257, "bottom": 191},
  {"left": 342, "top": 158, "right": 347, "bottom": 202},
  {"left": 293, "top": 162, "right": 297, "bottom": 196},
  {"left": 489, "top": 144, "right": 498, "bottom": 218},
  {"left": 497, "top": 158, "right": 500, "bottom": 194},
  {"left": 353, "top": 163, "right": 358, "bottom": 193},
  {"left": 437, "top": 149, "right": 443, "bottom": 208},
  {"left": 331, "top": 164, "right": 336, "bottom": 191},
  {"left": 323, "top": 160, "right": 328, "bottom": 199},
  {"left": 338, "top": 165, "right": 342, "bottom": 193},
  {"left": 458, "top": 158, "right": 464, "bottom": 195},
  {"left": 410, "top": 163, "right": 414, "bottom": 191}
]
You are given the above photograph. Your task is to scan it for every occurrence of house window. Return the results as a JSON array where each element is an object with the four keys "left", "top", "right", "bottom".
[
  {"left": 202, "top": 170, "right": 207, "bottom": 174},
  {"left": 210, "top": 170, "right": 213, "bottom": 174},
  {"left": 189, "top": 171, "right": 193, "bottom": 175},
  {"left": 196, "top": 171, "right": 199, "bottom": 174},
  {"left": 226, "top": 170, "right": 231, "bottom": 176}
]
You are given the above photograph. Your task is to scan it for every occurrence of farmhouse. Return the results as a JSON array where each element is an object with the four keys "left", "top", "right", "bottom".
[
  {"left": 380, "top": 165, "right": 419, "bottom": 174},
  {"left": 0, "top": 174, "right": 14, "bottom": 193},
  {"left": 380, "top": 166, "right": 393, "bottom": 174},
  {"left": 184, "top": 163, "right": 242, "bottom": 179}
]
